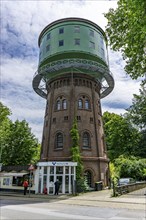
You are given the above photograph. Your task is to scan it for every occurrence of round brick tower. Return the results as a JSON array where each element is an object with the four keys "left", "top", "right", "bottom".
[{"left": 33, "top": 18, "right": 114, "bottom": 188}]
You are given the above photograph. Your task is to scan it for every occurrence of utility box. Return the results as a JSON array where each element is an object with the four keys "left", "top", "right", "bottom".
[{"left": 95, "top": 181, "right": 103, "bottom": 191}]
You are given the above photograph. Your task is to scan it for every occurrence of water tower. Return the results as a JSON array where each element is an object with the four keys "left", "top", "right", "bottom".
[{"left": 33, "top": 18, "right": 114, "bottom": 189}]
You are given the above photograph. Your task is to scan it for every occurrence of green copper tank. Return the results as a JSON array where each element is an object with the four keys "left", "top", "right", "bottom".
[{"left": 33, "top": 17, "right": 114, "bottom": 98}]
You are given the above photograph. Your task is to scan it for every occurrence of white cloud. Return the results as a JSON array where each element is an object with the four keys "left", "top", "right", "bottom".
[{"left": 1, "top": 0, "right": 142, "bottom": 142}]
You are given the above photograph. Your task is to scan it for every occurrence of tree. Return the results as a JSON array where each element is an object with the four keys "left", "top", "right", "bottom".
[
  {"left": 0, "top": 102, "right": 40, "bottom": 165},
  {"left": 2, "top": 120, "right": 40, "bottom": 165},
  {"left": 114, "top": 155, "right": 146, "bottom": 181},
  {"left": 125, "top": 84, "right": 146, "bottom": 158},
  {"left": 125, "top": 84, "right": 146, "bottom": 129},
  {"left": 0, "top": 102, "right": 11, "bottom": 162},
  {"left": 0, "top": 102, "right": 11, "bottom": 125},
  {"left": 104, "top": 0, "right": 146, "bottom": 79},
  {"left": 103, "top": 112, "right": 141, "bottom": 161}
]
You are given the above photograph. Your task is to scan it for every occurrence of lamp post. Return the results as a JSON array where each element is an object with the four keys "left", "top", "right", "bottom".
[{"left": 28, "top": 164, "right": 35, "bottom": 197}]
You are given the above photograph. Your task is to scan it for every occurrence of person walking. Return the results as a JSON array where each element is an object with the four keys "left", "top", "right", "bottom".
[
  {"left": 54, "top": 179, "right": 60, "bottom": 195},
  {"left": 23, "top": 179, "right": 28, "bottom": 195}
]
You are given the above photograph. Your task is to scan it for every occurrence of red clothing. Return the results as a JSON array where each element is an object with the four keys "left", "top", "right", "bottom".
[
  {"left": 23, "top": 181, "right": 28, "bottom": 187},
  {"left": 43, "top": 187, "right": 47, "bottom": 194}
]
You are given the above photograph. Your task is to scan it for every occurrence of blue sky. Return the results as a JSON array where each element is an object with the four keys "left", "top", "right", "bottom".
[{"left": 1, "top": 0, "right": 142, "bottom": 142}]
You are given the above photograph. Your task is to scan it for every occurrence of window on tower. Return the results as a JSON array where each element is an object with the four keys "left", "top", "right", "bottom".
[
  {"left": 47, "top": 33, "right": 51, "bottom": 40},
  {"left": 85, "top": 99, "right": 90, "bottom": 109},
  {"left": 55, "top": 132, "right": 63, "bottom": 149},
  {"left": 59, "top": 40, "right": 64, "bottom": 46},
  {"left": 100, "top": 35, "right": 104, "bottom": 45},
  {"left": 46, "top": 44, "right": 50, "bottom": 52},
  {"left": 89, "top": 30, "right": 94, "bottom": 37},
  {"left": 56, "top": 100, "right": 61, "bottom": 110},
  {"left": 62, "top": 99, "right": 67, "bottom": 109},
  {"left": 74, "top": 26, "right": 80, "bottom": 33},
  {"left": 55, "top": 96, "right": 67, "bottom": 111},
  {"left": 59, "top": 28, "right": 64, "bottom": 34},
  {"left": 82, "top": 132, "right": 90, "bottom": 149},
  {"left": 89, "top": 41, "right": 95, "bottom": 49},
  {"left": 75, "top": 38, "right": 80, "bottom": 45},
  {"left": 77, "top": 116, "right": 81, "bottom": 121},
  {"left": 78, "top": 96, "right": 91, "bottom": 110},
  {"left": 78, "top": 99, "right": 83, "bottom": 109},
  {"left": 101, "top": 48, "right": 105, "bottom": 58}
]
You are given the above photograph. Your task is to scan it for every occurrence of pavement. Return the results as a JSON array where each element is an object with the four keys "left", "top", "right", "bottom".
[{"left": 1, "top": 187, "right": 146, "bottom": 210}]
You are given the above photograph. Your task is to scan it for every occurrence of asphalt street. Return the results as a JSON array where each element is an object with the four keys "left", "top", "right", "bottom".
[{"left": 1, "top": 187, "right": 146, "bottom": 220}]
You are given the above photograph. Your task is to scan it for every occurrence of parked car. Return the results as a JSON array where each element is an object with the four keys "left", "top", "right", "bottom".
[{"left": 118, "top": 178, "right": 135, "bottom": 186}]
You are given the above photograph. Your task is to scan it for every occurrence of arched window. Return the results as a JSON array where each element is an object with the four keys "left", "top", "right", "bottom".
[
  {"left": 84, "top": 170, "right": 92, "bottom": 187},
  {"left": 78, "top": 95, "right": 91, "bottom": 110},
  {"left": 62, "top": 99, "right": 67, "bottom": 109},
  {"left": 78, "top": 99, "right": 83, "bottom": 109},
  {"left": 85, "top": 99, "right": 90, "bottom": 109},
  {"left": 55, "top": 132, "right": 63, "bottom": 149},
  {"left": 83, "top": 132, "right": 90, "bottom": 148},
  {"left": 56, "top": 100, "right": 61, "bottom": 110},
  {"left": 55, "top": 96, "right": 67, "bottom": 111}
]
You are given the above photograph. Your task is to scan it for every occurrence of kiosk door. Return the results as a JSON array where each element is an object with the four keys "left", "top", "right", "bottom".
[{"left": 56, "top": 175, "right": 63, "bottom": 194}]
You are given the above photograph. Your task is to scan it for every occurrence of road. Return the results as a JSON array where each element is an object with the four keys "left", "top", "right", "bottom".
[{"left": 1, "top": 188, "right": 146, "bottom": 220}]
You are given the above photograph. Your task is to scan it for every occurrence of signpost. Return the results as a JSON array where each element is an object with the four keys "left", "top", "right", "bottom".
[{"left": 28, "top": 164, "right": 35, "bottom": 197}]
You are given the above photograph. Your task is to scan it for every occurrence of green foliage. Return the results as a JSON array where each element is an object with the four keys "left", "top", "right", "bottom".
[
  {"left": 104, "top": 0, "right": 146, "bottom": 79},
  {"left": 76, "top": 177, "right": 89, "bottom": 193},
  {"left": 114, "top": 155, "right": 146, "bottom": 180},
  {"left": 103, "top": 112, "right": 141, "bottom": 161},
  {"left": 70, "top": 119, "right": 87, "bottom": 192},
  {"left": 125, "top": 84, "right": 146, "bottom": 129},
  {"left": 70, "top": 119, "right": 79, "bottom": 147},
  {"left": 0, "top": 102, "right": 11, "bottom": 125},
  {"left": 137, "top": 130, "right": 146, "bottom": 158},
  {"left": 109, "top": 162, "right": 120, "bottom": 185},
  {"left": 0, "top": 102, "right": 40, "bottom": 165},
  {"left": 2, "top": 120, "right": 40, "bottom": 165},
  {"left": 0, "top": 103, "right": 12, "bottom": 162},
  {"left": 109, "top": 162, "right": 120, "bottom": 196},
  {"left": 124, "top": 84, "right": 146, "bottom": 158}
]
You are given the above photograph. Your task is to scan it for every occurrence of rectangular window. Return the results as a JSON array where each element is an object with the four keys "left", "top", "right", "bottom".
[
  {"left": 100, "top": 35, "right": 103, "bottom": 44},
  {"left": 101, "top": 48, "right": 104, "bottom": 57},
  {"left": 89, "top": 41, "right": 95, "bottom": 49},
  {"left": 77, "top": 116, "right": 81, "bottom": 121},
  {"left": 39, "top": 52, "right": 42, "bottom": 60},
  {"left": 12, "top": 177, "right": 23, "bottom": 186},
  {"left": 46, "top": 45, "right": 50, "bottom": 52},
  {"left": 75, "top": 38, "right": 80, "bottom": 45},
  {"left": 56, "top": 166, "right": 63, "bottom": 174},
  {"left": 59, "top": 40, "right": 64, "bottom": 46},
  {"left": 64, "top": 116, "right": 68, "bottom": 121},
  {"left": 53, "top": 118, "right": 56, "bottom": 123},
  {"left": 98, "top": 119, "right": 101, "bottom": 126},
  {"left": 89, "top": 30, "right": 94, "bottom": 37},
  {"left": 74, "top": 26, "right": 80, "bottom": 33},
  {"left": 47, "top": 33, "right": 50, "bottom": 40},
  {"left": 59, "top": 28, "right": 64, "bottom": 34},
  {"left": 45, "top": 120, "right": 48, "bottom": 127},
  {"left": 90, "top": 117, "right": 93, "bottom": 123}
]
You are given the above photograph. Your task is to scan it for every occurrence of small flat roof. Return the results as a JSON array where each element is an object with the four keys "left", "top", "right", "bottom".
[{"left": 0, "top": 172, "right": 29, "bottom": 177}]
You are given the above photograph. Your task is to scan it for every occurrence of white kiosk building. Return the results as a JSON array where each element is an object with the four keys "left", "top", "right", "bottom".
[{"left": 35, "top": 161, "right": 77, "bottom": 194}]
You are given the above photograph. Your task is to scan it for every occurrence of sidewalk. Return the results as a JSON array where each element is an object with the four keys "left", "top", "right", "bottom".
[{"left": 1, "top": 187, "right": 146, "bottom": 210}]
